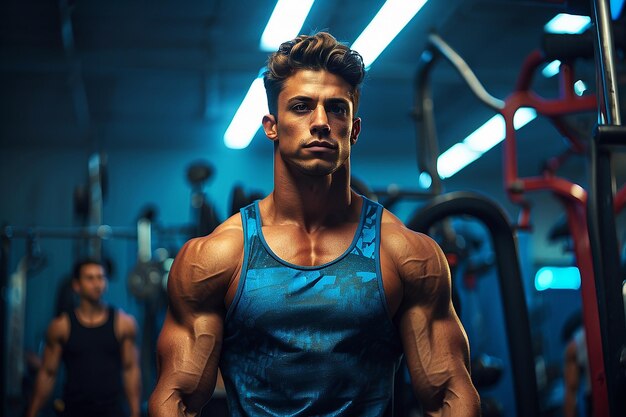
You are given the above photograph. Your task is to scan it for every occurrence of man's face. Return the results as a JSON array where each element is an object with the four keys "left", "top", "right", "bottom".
[
  {"left": 73, "top": 263, "right": 107, "bottom": 303},
  {"left": 263, "top": 69, "right": 361, "bottom": 176}
]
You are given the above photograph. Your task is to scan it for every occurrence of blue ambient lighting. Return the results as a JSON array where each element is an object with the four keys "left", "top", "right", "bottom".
[
  {"left": 437, "top": 108, "right": 537, "bottom": 178},
  {"left": 544, "top": 13, "right": 591, "bottom": 34},
  {"left": 535, "top": 266, "right": 581, "bottom": 291},
  {"left": 351, "top": 0, "right": 429, "bottom": 68},
  {"left": 259, "top": 0, "right": 315, "bottom": 51}
]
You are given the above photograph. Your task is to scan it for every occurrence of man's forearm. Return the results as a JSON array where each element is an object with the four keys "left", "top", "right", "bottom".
[
  {"left": 148, "top": 388, "right": 196, "bottom": 417},
  {"left": 441, "top": 383, "right": 481, "bottom": 417},
  {"left": 124, "top": 364, "right": 142, "bottom": 417},
  {"left": 26, "top": 371, "right": 56, "bottom": 417}
]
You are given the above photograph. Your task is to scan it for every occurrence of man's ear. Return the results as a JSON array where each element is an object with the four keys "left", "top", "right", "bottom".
[
  {"left": 351, "top": 117, "right": 361, "bottom": 145},
  {"left": 263, "top": 114, "right": 278, "bottom": 141},
  {"left": 71, "top": 279, "right": 80, "bottom": 293}
]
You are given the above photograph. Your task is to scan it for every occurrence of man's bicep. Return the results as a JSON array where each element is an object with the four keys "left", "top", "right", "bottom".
[
  {"left": 396, "top": 232, "right": 473, "bottom": 408},
  {"left": 41, "top": 320, "right": 66, "bottom": 374}
]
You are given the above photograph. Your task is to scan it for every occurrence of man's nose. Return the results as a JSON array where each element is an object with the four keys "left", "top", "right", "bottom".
[{"left": 310, "top": 105, "right": 330, "bottom": 137}]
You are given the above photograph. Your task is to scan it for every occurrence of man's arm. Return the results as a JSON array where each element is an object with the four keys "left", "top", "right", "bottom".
[
  {"left": 118, "top": 311, "right": 142, "bottom": 417},
  {"left": 392, "top": 227, "right": 480, "bottom": 417},
  {"left": 149, "top": 226, "right": 240, "bottom": 417},
  {"left": 25, "top": 316, "right": 67, "bottom": 417},
  {"left": 563, "top": 339, "right": 580, "bottom": 417}
]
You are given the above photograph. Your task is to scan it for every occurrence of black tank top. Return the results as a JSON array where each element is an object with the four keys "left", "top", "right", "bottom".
[{"left": 62, "top": 307, "right": 126, "bottom": 417}]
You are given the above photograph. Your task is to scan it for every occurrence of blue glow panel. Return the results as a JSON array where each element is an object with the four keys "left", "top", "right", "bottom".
[
  {"left": 544, "top": 13, "right": 591, "bottom": 34},
  {"left": 418, "top": 171, "right": 432, "bottom": 189},
  {"left": 535, "top": 266, "right": 581, "bottom": 291},
  {"left": 259, "top": 0, "right": 315, "bottom": 51},
  {"left": 351, "top": 0, "right": 429, "bottom": 68},
  {"left": 611, "top": 0, "right": 626, "bottom": 20}
]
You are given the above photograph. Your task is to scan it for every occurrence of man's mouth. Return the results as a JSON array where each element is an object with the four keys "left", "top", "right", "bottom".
[{"left": 304, "top": 140, "right": 337, "bottom": 149}]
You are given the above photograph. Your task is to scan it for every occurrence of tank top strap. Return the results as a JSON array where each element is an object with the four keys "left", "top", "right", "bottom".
[
  {"left": 240, "top": 201, "right": 260, "bottom": 243},
  {"left": 67, "top": 308, "right": 79, "bottom": 331},
  {"left": 352, "top": 197, "right": 382, "bottom": 261},
  {"left": 105, "top": 306, "right": 116, "bottom": 334}
]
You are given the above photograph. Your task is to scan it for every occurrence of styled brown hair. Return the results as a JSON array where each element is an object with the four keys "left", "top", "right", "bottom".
[
  {"left": 72, "top": 258, "right": 107, "bottom": 281},
  {"left": 263, "top": 32, "right": 365, "bottom": 117}
]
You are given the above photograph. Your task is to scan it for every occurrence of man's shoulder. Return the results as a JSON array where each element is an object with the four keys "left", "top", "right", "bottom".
[
  {"left": 184, "top": 212, "right": 244, "bottom": 256},
  {"left": 47, "top": 313, "right": 70, "bottom": 342},
  {"left": 114, "top": 308, "right": 138, "bottom": 339},
  {"left": 379, "top": 208, "right": 448, "bottom": 291},
  {"left": 380, "top": 208, "right": 440, "bottom": 253},
  {"left": 167, "top": 215, "right": 245, "bottom": 309}
]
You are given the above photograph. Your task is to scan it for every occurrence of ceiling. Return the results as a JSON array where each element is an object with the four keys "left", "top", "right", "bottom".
[{"left": 1, "top": 0, "right": 624, "bottom": 186}]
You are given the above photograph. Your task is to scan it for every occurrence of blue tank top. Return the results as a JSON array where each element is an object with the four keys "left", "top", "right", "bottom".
[{"left": 220, "top": 198, "right": 403, "bottom": 417}]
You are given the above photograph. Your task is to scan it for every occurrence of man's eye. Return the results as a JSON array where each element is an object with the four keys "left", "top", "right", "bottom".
[
  {"left": 292, "top": 103, "right": 309, "bottom": 112},
  {"left": 329, "top": 104, "right": 347, "bottom": 115}
]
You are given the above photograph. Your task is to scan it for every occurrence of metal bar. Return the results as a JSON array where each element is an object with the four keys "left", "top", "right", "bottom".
[
  {"left": 427, "top": 33, "right": 505, "bottom": 112},
  {"left": 2, "top": 225, "right": 137, "bottom": 240},
  {"left": 587, "top": 2, "right": 626, "bottom": 416},
  {"left": 591, "top": 0, "right": 622, "bottom": 124}
]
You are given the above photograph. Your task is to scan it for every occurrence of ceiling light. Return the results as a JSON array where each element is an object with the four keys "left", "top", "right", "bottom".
[
  {"left": 226, "top": 0, "right": 428, "bottom": 150},
  {"left": 437, "top": 143, "right": 482, "bottom": 179},
  {"left": 260, "top": 0, "right": 315, "bottom": 51},
  {"left": 351, "top": 0, "right": 429, "bottom": 68},
  {"left": 544, "top": 13, "right": 591, "bottom": 34},
  {"left": 542, "top": 60, "right": 561, "bottom": 78},
  {"left": 437, "top": 108, "right": 537, "bottom": 178},
  {"left": 224, "top": 77, "right": 268, "bottom": 149},
  {"left": 574, "top": 80, "right": 587, "bottom": 96}
]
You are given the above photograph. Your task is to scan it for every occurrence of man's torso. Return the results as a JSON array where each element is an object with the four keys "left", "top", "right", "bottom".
[
  {"left": 61, "top": 307, "right": 126, "bottom": 416},
  {"left": 219, "top": 197, "right": 403, "bottom": 417}
]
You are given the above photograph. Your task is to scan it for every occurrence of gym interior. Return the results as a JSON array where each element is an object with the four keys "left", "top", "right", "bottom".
[{"left": 2, "top": 0, "right": 625, "bottom": 416}]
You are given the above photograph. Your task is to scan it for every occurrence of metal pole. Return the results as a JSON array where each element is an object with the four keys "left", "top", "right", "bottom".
[
  {"left": 591, "top": 0, "right": 622, "bottom": 125},
  {"left": 587, "top": 1, "right": 626, "bottom": 416}
]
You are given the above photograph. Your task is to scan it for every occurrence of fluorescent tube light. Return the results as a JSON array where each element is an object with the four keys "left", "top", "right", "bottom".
[
  {"left": 224, "top": 77, "right": 268, "bottom": 149},
  {"left": 542, "top": 60, "right": 561, "bottom": 78},
  {"left": 351, "top": 0, "right": 429, "bottom": 68},
  {"left": 227, "top": 0, "right": 429, "bottom": 150},
  {"left": 535, "top": 266, "right": 581, "bottom": 291},
  {"left": 437, "top": 108, "right": 537, "bottom": 178},
  {"left": 437, "top": 143, "right": 482, "bottom": 179},
  {"left": 544, "top": 13, "right": 591, "bottom": 34},
  {"left": 260, "top": 0, "right": 315, "bottom": 51}
]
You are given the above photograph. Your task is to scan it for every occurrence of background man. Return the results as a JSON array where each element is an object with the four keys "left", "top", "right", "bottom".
[{"left": 26, "top": 258, "right": 141, "bottom": 417}]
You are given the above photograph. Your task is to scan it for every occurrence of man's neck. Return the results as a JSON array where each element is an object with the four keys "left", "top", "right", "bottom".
[
  {"left": 77, "top": 299, "right": 107, "bottom": 316},
  {"left": 269, "top": 164, "right": 358, "bottom": 231}
]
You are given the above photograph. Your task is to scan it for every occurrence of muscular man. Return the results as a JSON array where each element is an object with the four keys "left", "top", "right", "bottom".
[
  {"left": 26, "top": 259, "right": 141, "bottom": 417},
  {"left": 149, "top": 32, "right": 479, "bottom": 417}
]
